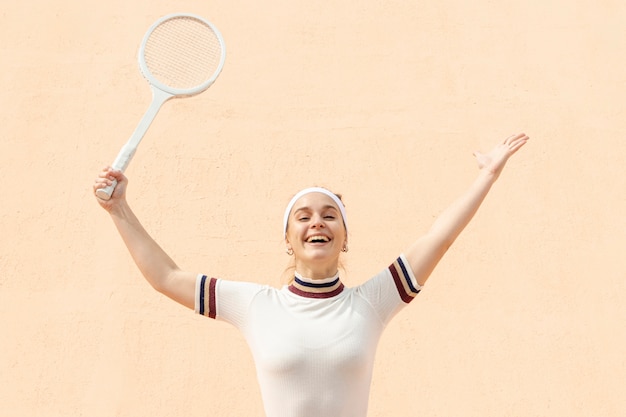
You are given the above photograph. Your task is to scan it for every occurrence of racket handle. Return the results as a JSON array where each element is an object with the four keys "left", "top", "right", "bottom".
[
  {"left": 96, "top": 144, "right": 136, "bottom": 200},
  {"left": 96, "top": 87, "right": 169, "bottom": 202},
  {"left": 112, "top": 145, "right": 137, "bottom": 173},
  {"left": 96, "top": 179, "right": 118, "bottom": 201}
]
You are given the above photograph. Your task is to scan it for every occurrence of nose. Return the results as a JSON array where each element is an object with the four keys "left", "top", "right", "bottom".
[{"left": 310, "top": 214, "right": 326, "bottom": 228}]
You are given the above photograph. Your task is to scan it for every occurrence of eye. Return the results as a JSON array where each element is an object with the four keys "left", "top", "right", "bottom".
[
  {"left": 324, "top": 215, "right": 336, "bottom": 220},
  {"left": 298, "top": 216, "right": 310, "bottom": 221}
]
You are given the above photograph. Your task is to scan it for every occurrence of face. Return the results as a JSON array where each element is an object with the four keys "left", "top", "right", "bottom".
[{"left": 285, "top": 192, "right": 347, "bottom": 278}]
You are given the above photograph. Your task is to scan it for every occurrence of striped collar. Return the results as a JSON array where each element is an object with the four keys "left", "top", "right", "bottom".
[{"left": 288, "top": 271, "right": 344, "bottom": 299}]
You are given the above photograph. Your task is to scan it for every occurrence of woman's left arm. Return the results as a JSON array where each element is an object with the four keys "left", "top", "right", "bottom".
[{"left": 405, "top": 133, "right": 529, "bottom": 286}]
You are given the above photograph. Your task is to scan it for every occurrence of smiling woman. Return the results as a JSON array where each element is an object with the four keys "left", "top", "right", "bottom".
[
  {"left": 93, "top": 132, "right": 528, "bottom": 417},
  {"left": 284, "top": 188, "right": 349, "bottom": 279}
]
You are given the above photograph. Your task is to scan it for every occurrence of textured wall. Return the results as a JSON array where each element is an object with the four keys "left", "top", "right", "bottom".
[{"left": 1, "top": 0, "right": 625, "bottom": 416}]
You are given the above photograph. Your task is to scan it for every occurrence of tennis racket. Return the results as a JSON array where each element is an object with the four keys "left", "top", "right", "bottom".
[{"left": 96, "top": 12, "right": 226, "bottom": 200}]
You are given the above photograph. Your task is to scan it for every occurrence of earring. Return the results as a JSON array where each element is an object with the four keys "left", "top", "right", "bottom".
[
  {"left": 342, "top": 243, "right": 348, "bottom": 253},
  {"left": 286, "top": 248, "right": 294, "bottom": 256}
]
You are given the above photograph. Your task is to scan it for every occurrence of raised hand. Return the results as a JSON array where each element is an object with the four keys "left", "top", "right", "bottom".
[
  {"left": 473, "top": 133, "right": 529, "bottom": 178},
  {"left": 93, "top": 167, "right": 128, "bottom": 213}
]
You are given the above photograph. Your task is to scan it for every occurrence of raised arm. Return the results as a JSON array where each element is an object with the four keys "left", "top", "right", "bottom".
[
  {"left": 405, "top": 133, "right": 529, "bottom": 286},
  {"left": 93, "top": 168, "right": 196, "bottom": 309}
]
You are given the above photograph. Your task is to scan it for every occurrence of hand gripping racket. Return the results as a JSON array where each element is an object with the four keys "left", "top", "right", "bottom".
[{"left": 96, "top": 13, "right": 226, "bottom": 200}]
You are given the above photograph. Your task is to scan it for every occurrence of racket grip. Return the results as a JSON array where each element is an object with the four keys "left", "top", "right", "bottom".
[
  {"left": 95, "top": 179, "right": 118, "bottom": 201},
  {"left": 96, "top": 144, "right": 134, "bottom": 200}
]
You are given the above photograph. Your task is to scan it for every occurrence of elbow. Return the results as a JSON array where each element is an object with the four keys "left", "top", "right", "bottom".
[
  {"left": 150, "top": 279, "right": 168, "bottom": 295},
  {"left": 146, "top": 268, "right": 180, "bottom": 295}
]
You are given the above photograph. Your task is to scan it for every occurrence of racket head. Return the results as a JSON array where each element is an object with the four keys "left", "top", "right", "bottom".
[{"left": 138, "top": 13, "right": 226, "bottom": 97}]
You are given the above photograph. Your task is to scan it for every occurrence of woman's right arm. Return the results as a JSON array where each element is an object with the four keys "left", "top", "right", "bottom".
[{"left": 94, "top": 167, "right": 196, "bottom": 310}]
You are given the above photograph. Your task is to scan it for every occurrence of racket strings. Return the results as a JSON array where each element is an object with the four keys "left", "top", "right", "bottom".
[{"left": 144, "top": 17, "right": 223, "bottom": 90}]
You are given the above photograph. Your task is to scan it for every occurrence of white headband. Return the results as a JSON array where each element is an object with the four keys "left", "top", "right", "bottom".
[{"left": 283, "top": 187, "right": 348, "bottom": 237}]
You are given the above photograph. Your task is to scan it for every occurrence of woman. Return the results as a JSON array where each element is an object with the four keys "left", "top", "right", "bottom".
[{"left": 94, "top": 133, "right": 529, "bottom": 417}]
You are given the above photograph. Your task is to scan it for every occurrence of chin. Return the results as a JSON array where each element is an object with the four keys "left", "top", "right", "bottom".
[{"left": 304, "top": 251, "right": 340, "bottom": 263}]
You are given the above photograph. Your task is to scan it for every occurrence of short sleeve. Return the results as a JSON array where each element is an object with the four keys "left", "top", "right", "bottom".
[
  {"left": 195, "top": 275, "right": 265, "bottom": 329},
  {"left": 355, "top": 254, "right": 422, "bottom": 325}
]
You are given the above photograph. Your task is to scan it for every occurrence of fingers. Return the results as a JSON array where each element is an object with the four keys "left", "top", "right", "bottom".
[
  {"left": 93, "top": 167, "right": 126, "bottom": 198},
  {"left": 93, "top": 177, "right": 112, "bottom": 198},
  {"left": 96, "top": 167, "right": 124, "bottom": 183},
  {"left": 505, "top": 133, "right": 529, "bottom": 145},
  {"left": 94, "top": 168, "right": 113, "bottom": 188},
  {"left": 502, "top": 133, "right": 529, "bottom": 154},
  {"left": 98, "top": 166, "right": 123, "bottom": 179}
]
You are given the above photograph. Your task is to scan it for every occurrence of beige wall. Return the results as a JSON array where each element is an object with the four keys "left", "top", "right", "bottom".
[{"left": 2, "top": 0, "right": 625, "bottom": 415}]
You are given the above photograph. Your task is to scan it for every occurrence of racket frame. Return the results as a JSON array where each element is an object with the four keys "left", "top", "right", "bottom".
[{"left": 138, "top": 13, "right": 226, "bottom": 97}]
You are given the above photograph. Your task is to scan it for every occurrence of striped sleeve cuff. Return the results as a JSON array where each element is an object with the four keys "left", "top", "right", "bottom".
[
  {"left": 389, "top": 254, "right": 422, "bottom": 304},
  {"left": 195, "top": 274, "right": 217, "bottom": 318}
]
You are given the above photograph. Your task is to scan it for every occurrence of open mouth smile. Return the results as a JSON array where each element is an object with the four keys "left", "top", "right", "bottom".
[{"left": 305, "top": 235, "right": 331, "bottom": 243}]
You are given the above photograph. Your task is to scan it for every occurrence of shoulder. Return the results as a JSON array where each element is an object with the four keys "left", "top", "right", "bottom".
[
  {"left": 353, "top": 254, "right": 422, "bottom": 319},
  {"left": 195, "top": 275, "right": 275, "bottom": 318}
]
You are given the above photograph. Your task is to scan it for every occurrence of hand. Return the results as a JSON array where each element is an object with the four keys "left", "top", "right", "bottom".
[
  {"left": 93, "top": 167, "right": 128, "bottom": 212},
  {"left": 473, "top": 133, "right": 529, "bottom": 178}
]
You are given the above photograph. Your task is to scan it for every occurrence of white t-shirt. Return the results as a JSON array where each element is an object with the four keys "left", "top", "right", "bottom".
[{"left": 195, "top": 254, "right": 421, "bottom": 417}]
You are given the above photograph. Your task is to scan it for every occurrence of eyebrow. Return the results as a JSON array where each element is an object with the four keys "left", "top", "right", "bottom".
[{"left": 293, "top": 205, "right": 339, "bottom": 215}]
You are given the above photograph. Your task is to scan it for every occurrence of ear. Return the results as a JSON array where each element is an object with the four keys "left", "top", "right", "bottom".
[{"left": 285, "top": 238, "right": 294, "bottom": 256}]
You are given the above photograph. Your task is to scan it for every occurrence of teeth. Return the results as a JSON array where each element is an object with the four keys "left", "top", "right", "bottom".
[{"left": 307, "top": 236, "right": 329, "bottom": 242}]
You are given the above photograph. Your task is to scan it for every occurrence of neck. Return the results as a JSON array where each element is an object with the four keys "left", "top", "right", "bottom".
[{"left": 294, "top": 260, "right": 339, "bottom": 280}]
